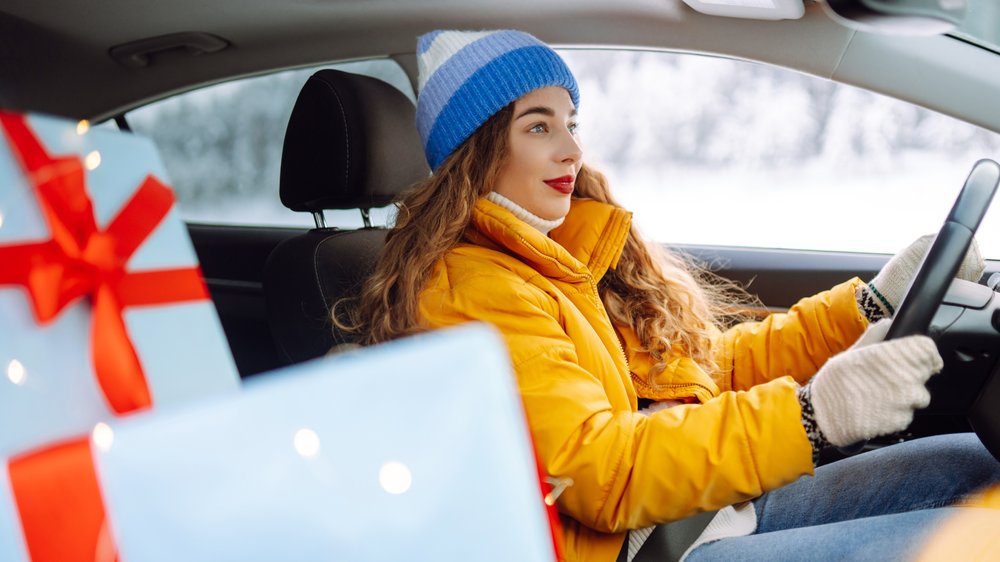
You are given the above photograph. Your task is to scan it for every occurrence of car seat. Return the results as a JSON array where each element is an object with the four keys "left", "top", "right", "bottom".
[{"left": 263, "top": 69, "right": 429, "bottom": 364}]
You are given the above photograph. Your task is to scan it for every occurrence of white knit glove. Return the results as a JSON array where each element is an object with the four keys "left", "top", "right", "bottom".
[
  {"left": 804, "top": 321, "right": 942, "bottom": 447},
  {"left": 857, "top": 234, "right": 984, "bottom": 322}
]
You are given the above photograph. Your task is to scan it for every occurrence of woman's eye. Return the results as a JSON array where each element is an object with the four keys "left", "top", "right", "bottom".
[
  {"left": 529, "top": 123, "right": 548, "bottom": 133},
  {"left": 568, "top": 122, "right": 579, "bottom": 134}
]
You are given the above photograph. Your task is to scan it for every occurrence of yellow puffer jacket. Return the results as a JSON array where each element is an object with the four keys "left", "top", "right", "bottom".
[{"left": 419, "top": 197, "right": 869, "bottom": 562}]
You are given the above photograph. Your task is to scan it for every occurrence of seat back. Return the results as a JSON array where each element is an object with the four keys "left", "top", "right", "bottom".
[{"left": 264, "top": 69, "right": 429, "bottom": 364}]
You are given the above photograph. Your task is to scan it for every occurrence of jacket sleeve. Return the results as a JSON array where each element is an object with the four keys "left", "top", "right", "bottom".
[
  {"left": 421, "top": 273, "right": 815, "bottom": 533},
  {"left": 714, "top": 278, "right": 869, "bottom": 393}
]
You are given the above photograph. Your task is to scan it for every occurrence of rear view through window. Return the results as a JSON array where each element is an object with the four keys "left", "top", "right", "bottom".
[{"left": 127, "top": 59, "right": 413, "bottom": 229}]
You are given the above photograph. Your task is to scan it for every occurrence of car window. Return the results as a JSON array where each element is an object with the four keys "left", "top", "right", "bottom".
[
  {"left": 129, "top": 50, "right": 1000, "bottom": 258},
  {"left": 558, "top": 50, "right": 1000, "bottom": 258},
  {"left": 127, "top": 59, "right": 413, "bottom": 229}
]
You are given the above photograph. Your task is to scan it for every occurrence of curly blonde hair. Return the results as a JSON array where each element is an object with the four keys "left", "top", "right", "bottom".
[
  {"left": 577, "top": 166, "right": 753, "bottom": 375},
  {"left": 338, "top": 101, "right": 752, "bottom": 375},
  {"left": 335, "top": 104, "right": 512, "bottom": 345}
]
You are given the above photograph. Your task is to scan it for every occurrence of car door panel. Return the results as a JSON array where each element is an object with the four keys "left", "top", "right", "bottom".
[{"left": 187, "top": 224, "right": 301, "bottom": 378}]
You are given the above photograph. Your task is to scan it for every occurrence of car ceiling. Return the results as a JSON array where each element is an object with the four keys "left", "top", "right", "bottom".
[{"left": 2, "top": 0, "right": 1000, "bottom": 136}]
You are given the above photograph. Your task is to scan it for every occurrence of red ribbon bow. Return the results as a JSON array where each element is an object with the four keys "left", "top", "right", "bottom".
[{"left": 0, "top": 111, "right": 209, "bottom": 414}]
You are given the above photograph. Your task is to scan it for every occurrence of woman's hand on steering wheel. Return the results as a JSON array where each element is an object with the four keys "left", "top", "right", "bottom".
[
  {"left": 857, "top": 235, "right": 984, "bottom": 324},
  {"left": 801, "top": 322, "right": 942, "bottom": 450}
]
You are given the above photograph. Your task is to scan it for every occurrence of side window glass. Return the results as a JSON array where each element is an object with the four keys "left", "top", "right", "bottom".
[
  {"left": 559, "top": 50, "right": 1000, "bottom": 258},
  {"left": 126, "top": 59, "right": 414, "bottom": 228}
]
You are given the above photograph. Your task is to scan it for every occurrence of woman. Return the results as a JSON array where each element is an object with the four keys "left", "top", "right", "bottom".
[{"left": 344, "top": 29, "right": 1000, "bottom": 561}]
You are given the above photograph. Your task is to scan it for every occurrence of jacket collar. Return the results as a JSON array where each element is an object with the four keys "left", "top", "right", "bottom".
[{"left": 469, "top": 197, "right": 632, "bottom": 283}]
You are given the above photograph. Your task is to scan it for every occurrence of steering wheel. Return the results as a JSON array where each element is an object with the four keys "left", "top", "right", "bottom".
[
  {"left": 880, "top": 159, "right": 1000, "bottom": 460},
  {"left": 886, "top": 160, "right": 1000, "bottom": 340}
]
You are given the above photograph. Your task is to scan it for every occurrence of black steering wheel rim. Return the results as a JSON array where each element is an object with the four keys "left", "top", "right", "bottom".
[
  {"left": 874, "top": 159, "right": 1000, "bottom": 462},
  {"left": 885, "top": 160, "right": 1000, "bottom": 340}
]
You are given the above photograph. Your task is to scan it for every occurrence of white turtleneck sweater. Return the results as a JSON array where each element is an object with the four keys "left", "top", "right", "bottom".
[{"left": 485, "top": 191, "right": 565, "bottom": 234}]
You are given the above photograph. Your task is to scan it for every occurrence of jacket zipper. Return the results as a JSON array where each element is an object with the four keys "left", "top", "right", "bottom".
[{"left": 588, "top": 277, "right": 630, "bottom": 374}]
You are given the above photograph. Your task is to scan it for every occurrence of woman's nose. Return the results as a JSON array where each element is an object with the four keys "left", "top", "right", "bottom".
[{"left": 558, "top": 127, "right": 583, "bottom": 163}]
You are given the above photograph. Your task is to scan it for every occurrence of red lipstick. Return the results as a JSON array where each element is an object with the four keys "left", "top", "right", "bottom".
[{"left": 544, "top": 175, "right": 575, "bottom": 194}]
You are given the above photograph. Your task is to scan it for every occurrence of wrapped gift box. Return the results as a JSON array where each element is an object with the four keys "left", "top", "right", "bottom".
[
  {"left": 93, "top": 324, "right": 557, "bottom": 561},
  {"left": 0, "top": 112, "right": 240, "bottom": 457},
  {"left": 0, "top": 111, "right": 241, "bottom": 561}
]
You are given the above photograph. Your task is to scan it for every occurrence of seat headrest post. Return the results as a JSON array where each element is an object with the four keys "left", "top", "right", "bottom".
[
  {"left": 360, "top": 208, "right": 372, "bottom": 229},
  {"left": 312, "top": 210, "right": 327, "bottom": 229}
]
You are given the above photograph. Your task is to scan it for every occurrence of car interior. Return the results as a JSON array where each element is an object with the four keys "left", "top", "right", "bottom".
[
  {"left": 264, "top": 68, "right": 429, "bottom": 364},
  {"left": 4, "top": 0, "right": 1000, "bottom": 455}
]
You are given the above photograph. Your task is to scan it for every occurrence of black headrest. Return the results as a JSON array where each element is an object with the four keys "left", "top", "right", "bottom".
[{"left": 279, "top": 69, "right": 430, "bottom": 212}]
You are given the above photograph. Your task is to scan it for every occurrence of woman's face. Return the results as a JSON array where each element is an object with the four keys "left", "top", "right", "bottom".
[{"left": 494, "top": 86, "right": 583, "bottom": 221}]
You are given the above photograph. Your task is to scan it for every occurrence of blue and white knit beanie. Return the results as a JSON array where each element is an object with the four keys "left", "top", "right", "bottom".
[{"left": 416, "top": 30, "right": 580, "bottom": 170}]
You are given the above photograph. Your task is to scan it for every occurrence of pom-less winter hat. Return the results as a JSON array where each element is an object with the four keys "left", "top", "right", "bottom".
[{"left": 416, "top": 30, "right": 580, "bottom": 170}]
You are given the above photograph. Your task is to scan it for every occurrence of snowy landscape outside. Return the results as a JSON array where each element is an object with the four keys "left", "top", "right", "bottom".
[{"left": 128, "top": 49, "right": 1000, "bottom": 258}]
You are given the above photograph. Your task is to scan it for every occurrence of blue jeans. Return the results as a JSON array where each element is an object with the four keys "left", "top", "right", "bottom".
[{"left": 686, "top": 433, "right": 1000, "bottom": 562}]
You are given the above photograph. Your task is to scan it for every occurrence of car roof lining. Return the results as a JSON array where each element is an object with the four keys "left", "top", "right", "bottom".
[{"left": 2, "top": 1, "right": 999, "bottom": 135}]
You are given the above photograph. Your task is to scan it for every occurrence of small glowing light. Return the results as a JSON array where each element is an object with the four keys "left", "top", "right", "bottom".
[
  {"left": 6, "top": 359, "right": 26, "bottom": 385},
  {"left": 76, "top": 120, "right": 90, "bottom": 135},
  {"left": 0, "top": 210, "right": 5, "bottom": 229},
  {"left": 379, "top": 461, "right": 412, "bottom": 495},
  {"left": 84, "top": 150, "right": 102, "bottom": 170},
  {"left": 92, "top": 422, "right": 114, "bottom": 451},
  {"left": 294, "top": 428, "right": 321, "bottom": 458}
]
